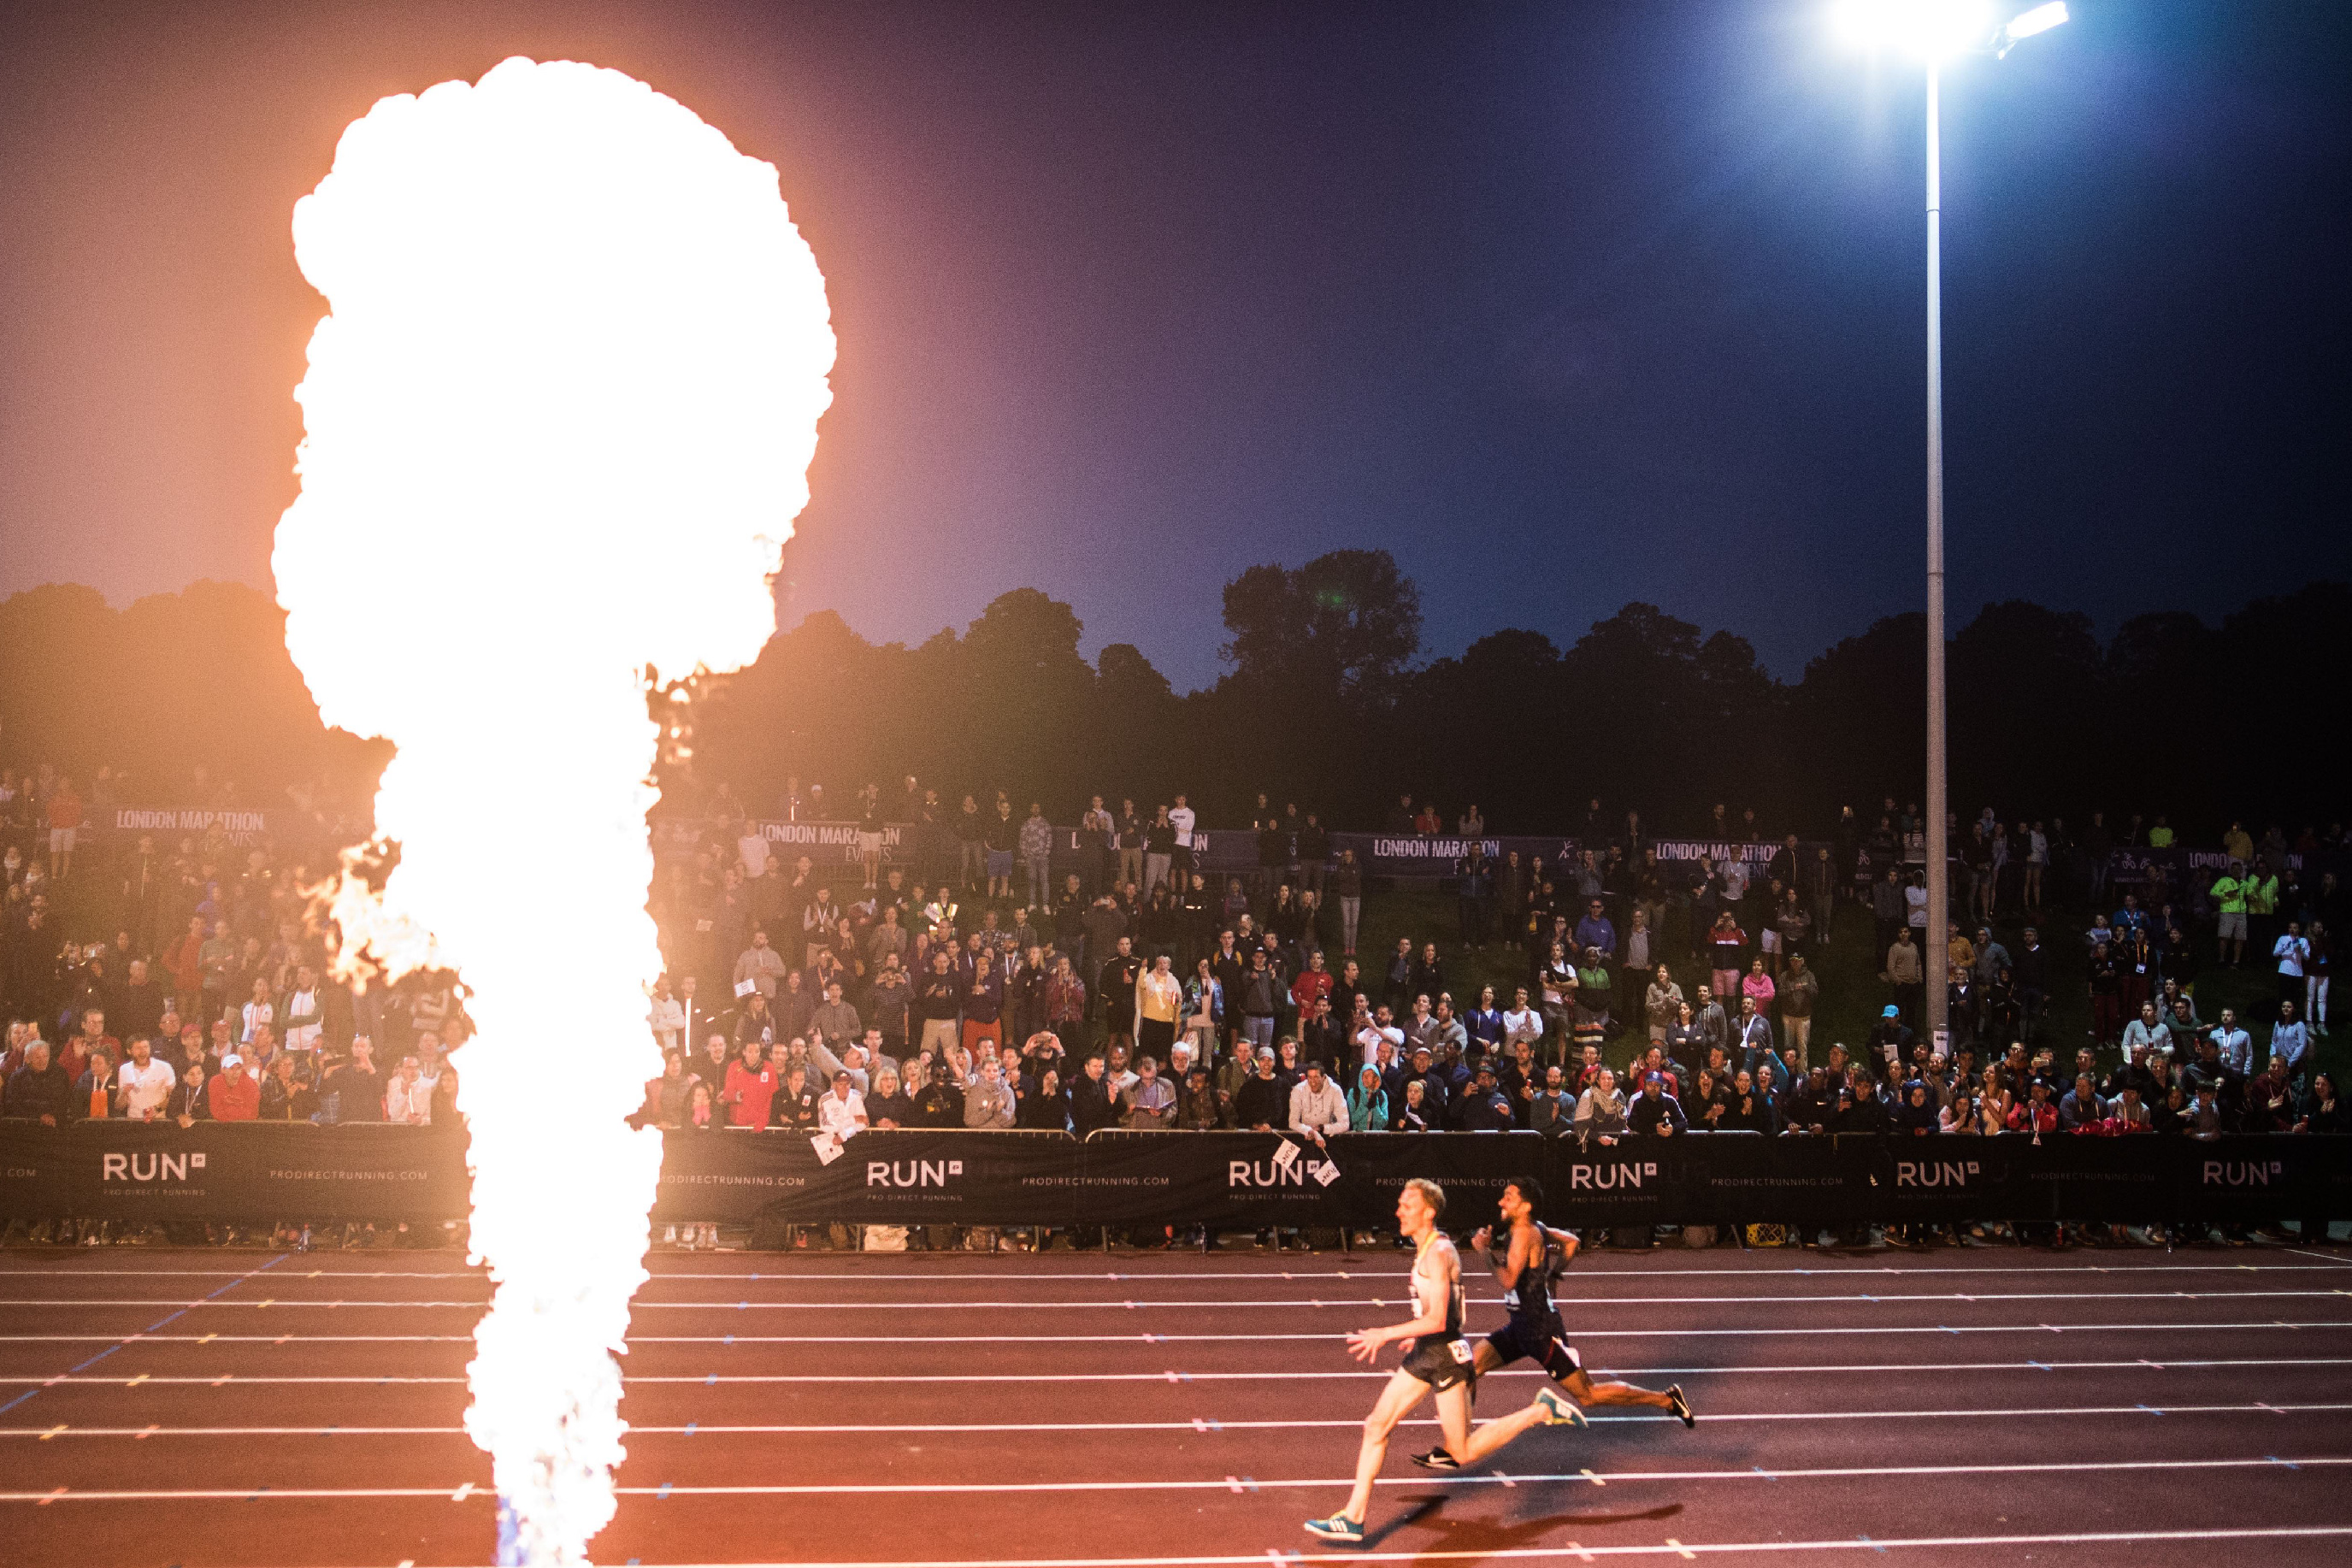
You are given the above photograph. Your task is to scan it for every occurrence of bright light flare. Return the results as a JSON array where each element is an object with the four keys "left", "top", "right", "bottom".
[
  {"left": 2003, "top": 3, "right": 2070, "bottom": 44},
  {"left": 274, "top": 56, "right": 833, "bottom": 1565},
  {"left": 1831, "top": 0, "right": 1997, "bottom": 59}
]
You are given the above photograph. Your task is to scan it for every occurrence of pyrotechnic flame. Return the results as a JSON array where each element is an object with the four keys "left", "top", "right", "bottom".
[{"left": 274, "top": 57, "right": 833, "bottom": 1565}]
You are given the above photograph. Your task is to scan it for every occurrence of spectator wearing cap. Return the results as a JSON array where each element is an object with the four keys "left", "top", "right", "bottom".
[
  {"left": 206, "top": 1053, "right": 260, "bottom": 1122},
  {"left": 1234, "top": 1048, "right": 1288, "bottom": 1132},
  {"left": 816, "top": 1070, "right": 869, "bottom": 1137},
  {"left": 1404, "top": 1044, "right": 1451, "bottom": 1128},
  {"left": 1452, "top": 1064, "right": 1515, "bottom": 1132},
  {"left": 1627, "top": 1071, "right": 1686, "bottom": 1136}
]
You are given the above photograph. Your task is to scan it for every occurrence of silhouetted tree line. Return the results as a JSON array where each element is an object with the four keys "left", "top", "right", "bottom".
[{"left": 3, "top": 558, "right": 2346, "bottom": 840}]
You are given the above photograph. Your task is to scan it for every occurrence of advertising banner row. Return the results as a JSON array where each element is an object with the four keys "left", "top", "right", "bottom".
[{"left": 2, "top": 1123, "right": 2343, "bottom": 1229}]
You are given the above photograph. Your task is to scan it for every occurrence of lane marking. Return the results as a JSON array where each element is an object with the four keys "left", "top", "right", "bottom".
[
  {"left": 10, "top": 1288, "right": 2350, "bottom": 1311},
  {"left": 0, "top": 1254, "right": 286, "bottom": 1420},
  {"left": 7, "top": 1259, "right": 2349, "bottom": 1282},
  {"left": 13, "top": 1317, "right": 2346, "bottom": 1351},
  {"left": 0, "top": 1458, "right": 2348, "bottom": 1505}
]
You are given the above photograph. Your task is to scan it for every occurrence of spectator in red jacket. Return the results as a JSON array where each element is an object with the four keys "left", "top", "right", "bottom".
[
  {"left": 722, "top": 1041, "right": 779, "bottom": 1129},
  {"left": 207, "top": 1055, "right": 262, "bottom": 1121}
]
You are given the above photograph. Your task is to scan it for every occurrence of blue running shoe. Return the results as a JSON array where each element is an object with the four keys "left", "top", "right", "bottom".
[
  {"left": 1304, "top": 1515, "right": 1366, "bottom": 1545},
  {"left": 1535, "top": 1388, "right": 1589, "bottom": 1428}
]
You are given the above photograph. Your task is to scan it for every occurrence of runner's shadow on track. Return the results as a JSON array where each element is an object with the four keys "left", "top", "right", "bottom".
[{"left": 1366, "top": 1494, "right": 1682, "bottom": 1553}]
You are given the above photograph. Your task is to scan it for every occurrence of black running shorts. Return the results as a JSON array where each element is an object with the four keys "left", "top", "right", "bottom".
[
  {"left": 1486, "top": 1318, "right": 1582, "bottom": 1381},
  {"left": 1399, "top": 1333, "right": 1475, "bottom": 1392}
]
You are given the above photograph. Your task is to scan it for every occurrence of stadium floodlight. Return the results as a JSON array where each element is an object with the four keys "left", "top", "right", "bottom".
[{"left": 1829, "top": 0, "right": 2066, "bottom": 1050}]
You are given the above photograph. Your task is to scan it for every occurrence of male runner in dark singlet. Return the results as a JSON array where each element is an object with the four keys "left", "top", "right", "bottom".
[
  {"left": 1412, "top": 1177, "right": 1692, "bottom": 1471},
  {"left": 1306, "top": 1177, "right": 1583, "bottom": 1544}
]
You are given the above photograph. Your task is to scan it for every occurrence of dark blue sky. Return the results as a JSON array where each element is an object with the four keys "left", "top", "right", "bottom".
[{"left": 2, "top": 0, "right": 2344, "bottom": 689}]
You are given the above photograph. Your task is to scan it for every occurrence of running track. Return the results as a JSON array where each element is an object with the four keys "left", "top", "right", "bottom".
[{"left": 3, "top": 1241, "right": 2352, "bottom": 1565}]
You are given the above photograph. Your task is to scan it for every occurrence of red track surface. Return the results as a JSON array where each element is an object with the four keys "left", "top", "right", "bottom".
[{"left": 5, "top": 1241, "right": 2352, "bottom": 1565}]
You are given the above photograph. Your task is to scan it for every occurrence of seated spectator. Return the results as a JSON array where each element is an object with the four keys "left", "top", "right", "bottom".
[
  {"left": 1347, "top": 1065, "right": 1388, "bottom": 1131},
  {"left": 168, "top": 1062, "right": 212, "bottom": 1126}
]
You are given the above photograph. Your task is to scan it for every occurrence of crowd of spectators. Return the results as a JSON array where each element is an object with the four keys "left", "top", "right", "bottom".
[{"left": 2, "top": 764, "right": 2343, "bottom": 1247}]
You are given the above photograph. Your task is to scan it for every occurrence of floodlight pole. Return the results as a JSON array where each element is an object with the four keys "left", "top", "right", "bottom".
[{"left": 1923, "top": 60, "right": 1949, "bottom": 1047}]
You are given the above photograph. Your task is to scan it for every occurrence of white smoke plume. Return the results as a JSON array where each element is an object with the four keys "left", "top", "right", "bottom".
[{"left": 273, "top": 56, "right": 833, "bottom": 1565}]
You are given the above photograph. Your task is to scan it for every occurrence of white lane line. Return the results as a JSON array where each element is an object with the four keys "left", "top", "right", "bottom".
[
  {"left": 4, "top": 1344, "right": 2339, "bottom": 1382},
  {"left": 624, "top": 1525, "right": 2352, "bottom": 1565},
  {"left": 12, "top": 1333, "right": 2352, "bottom": 1388},
  {"left": 6, "top": 1460, "right": 2348, "bottom": 1507},
  {"left": 7, "top": 1404, "right": 2343, "bottom": 1439},
  {"left": 7, "top": 1261, "right": 2345, "bottom": 1282},
  {"left": 11, "top": 1289, "right": 2348, "bottom": 1310}
]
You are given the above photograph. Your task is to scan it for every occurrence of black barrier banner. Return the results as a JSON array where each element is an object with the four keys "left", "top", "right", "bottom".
[
  {"left": 651, "top": 1128, "right": 1079, "bottom": 1226},
  {"left": 1074, "top": 1131, "right": 1341, "bottom": 1229},
  {"left": 0, "top": 1122, "right": 470, "bottom": 1223},
  {"left": 3, "top": 1123, "right": 2345, "bottom": 1228},
  {"left": 1325, "top": 1132, "right": 1547, "bottom": 1231}
]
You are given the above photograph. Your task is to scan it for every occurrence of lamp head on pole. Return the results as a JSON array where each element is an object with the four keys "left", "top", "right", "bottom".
[{"left": 1830, "top": 0, "right": 2068, "bottom": 61}]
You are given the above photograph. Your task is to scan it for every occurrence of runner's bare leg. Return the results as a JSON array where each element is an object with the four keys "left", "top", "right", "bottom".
[{"left": 1341, "top": 1371, "right": 1429, "bottom": 1524}]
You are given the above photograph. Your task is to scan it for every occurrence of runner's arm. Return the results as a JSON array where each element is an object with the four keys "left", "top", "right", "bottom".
[{"left": 1543, "top": 1224, "right": 1579, "bottom": 1264}]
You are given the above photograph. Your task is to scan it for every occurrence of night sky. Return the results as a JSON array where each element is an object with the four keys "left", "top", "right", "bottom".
[{"left": 2, "top": 0, "right": 2345, "bottom": 690}]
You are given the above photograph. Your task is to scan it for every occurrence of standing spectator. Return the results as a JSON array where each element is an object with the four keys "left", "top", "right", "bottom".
[
  {"left": 323, "top": 1039, "right": 383, "bottom": 1123},
  {"left": 386, "top": 1056, "right": 434, "bottom": 1124},
  {"left": 734, "top": 930, "right": 787, "bottom": 999},
  {"left": 917, "top": 951, "right": 963, "bottom": 1059},
  {"left": 984, "top": 799, "right": 1018, "bottom": 902},
  {"left": 1142, "top": 805, "right": 1177, "bottom": 896},
  {"left": 1777, "top": 953, "right": 1819, "bottom": 1070},
  {"left": 1099, "top": 936, "right": 1142, "bottom": 1059},
  {"left": 1122, "top": 1054, "right": 1176, "bottom": 1129},
  {"left": 114, "top": 1035, "right": 175, "bottom": 1123},
  {"left": 1331, "top": 849, "right": 1365, "bottom": 957},
  {"left": 964, "top": 1057, "right": 1017, "bottom": 1128},
  {"left": 1883, "top": 927, "right": 1925, "bottom": 1028},
  {"left": 1287, "top": 1060, "right": 1347, "bottom": 1142},
  {"left": 816, "top": 1070, "right": 868, "bottom": 1137},
  {"left": 2274, "top": 920, "right": 2310, "bottom": 1011},
  {"left": 722, "top": 1042, "right": 779, "bottom": 1129},
  {"left": 1136, "top": 953, "right": 1182, "bottom": 1064},
  {"left": 1018, "top": 802, "right": 1055, "bottom": 910},
  {"left": 1115, "top": 799, "right": 1146, "bottom": 892}
]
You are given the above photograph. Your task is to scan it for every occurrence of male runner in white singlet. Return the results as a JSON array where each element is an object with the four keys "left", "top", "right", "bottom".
[{"left": 1305, "top": 1178, "right": 1583, "bottom": 1545}]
